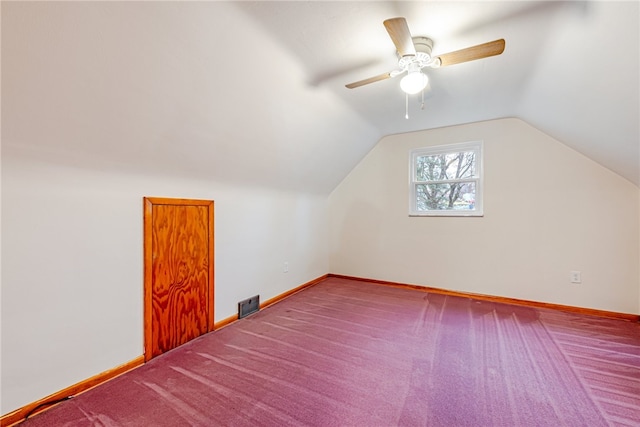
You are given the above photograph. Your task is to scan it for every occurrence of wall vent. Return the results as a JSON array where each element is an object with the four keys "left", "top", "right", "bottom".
[{"left": 238, "top": 295, "right": 260, "bottom": 319}]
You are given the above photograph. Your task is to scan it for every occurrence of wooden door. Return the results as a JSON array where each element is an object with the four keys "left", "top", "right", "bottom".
[{"left": 143, "top": 197, "right": 214, "bottom": 361}]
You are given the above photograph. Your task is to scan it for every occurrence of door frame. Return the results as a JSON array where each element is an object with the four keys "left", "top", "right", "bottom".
[{"left": 143, "top": 197, "right": 215, "bottom": 361}]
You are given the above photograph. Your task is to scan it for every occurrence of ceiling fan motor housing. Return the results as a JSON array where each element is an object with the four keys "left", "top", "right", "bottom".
[
  {"left": 398, "top": 37, "right": 434, "bottom": 69},
  {"left": 413, "top": 37, "right": 434, "bottom": 56}
]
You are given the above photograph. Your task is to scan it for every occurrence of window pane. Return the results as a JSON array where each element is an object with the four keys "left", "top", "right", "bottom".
[
  {"left": 416, "top": 151, "right": 476, "bottom": 181},
  {"left": 416, "top": 182, "right": 477, "bottom": 211}
]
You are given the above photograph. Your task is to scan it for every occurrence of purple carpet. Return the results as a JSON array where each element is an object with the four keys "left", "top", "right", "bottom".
[{"left": 19, "top": 277, "right": 640, "bottom": 426}]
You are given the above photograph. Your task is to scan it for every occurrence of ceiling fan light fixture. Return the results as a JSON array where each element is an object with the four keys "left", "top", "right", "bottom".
[{"left": 400, "top": 70, "right": 428, "bottom": 94}]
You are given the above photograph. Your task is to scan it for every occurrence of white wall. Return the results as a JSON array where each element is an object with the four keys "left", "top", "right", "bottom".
[
  {"left": 1, "top": 145, "right": 328, "bottom": 414},
  {"left": 329, "top": 118, "right": 640, "bottom": 315},
  {"left": 2, "top": 1, "right": 348, "bottom": 415},
  {"left": 2, "top": 1, "right": 638, "bottom": 416}
]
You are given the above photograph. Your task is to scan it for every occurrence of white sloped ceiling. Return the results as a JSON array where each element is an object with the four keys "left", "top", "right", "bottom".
[{"left": 3, "top": 1, "right": 639, "bottom": 191}]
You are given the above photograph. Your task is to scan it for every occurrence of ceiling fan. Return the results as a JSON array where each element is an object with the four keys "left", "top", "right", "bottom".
[{"left": 346, "top": 17, "right": 505, "bottom": 96}]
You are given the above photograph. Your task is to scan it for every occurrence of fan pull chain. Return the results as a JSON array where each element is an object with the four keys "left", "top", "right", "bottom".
[
  {"left": 405, "top": 90, "right": 426, "bottom": 119},
  {"left": 405, "top": 93, "right": 409, "bottom": 119}
]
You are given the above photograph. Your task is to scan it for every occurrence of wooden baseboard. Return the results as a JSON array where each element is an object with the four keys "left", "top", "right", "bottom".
[
  {"left": 261, "top": 274, "right": 329, "bottom": 309},
  {"left": 214, "top": 313, "right": 238, "bottom": 330},
  {"left": 213, "top": 274, "right": 329, "bottom": 330},
  {"left": 1, "top": 355, "right": 144, "bottom": 427},
  {"left": 16, "top": 272, "right": 629, "bottom": 426},
  {"left": 328, "top": 274, "right": 640, "bottom": 322},
  {"left": 2, "top": 274, "right": 330, "bottom": 426}
]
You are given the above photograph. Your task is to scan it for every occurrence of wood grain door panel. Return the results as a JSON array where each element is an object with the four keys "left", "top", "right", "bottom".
[{"left": 144, "top": 198, "right": 214, "bottom": 361}]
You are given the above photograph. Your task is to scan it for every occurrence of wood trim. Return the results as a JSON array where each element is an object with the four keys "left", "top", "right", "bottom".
[
  {"left": 329, "top": 274, "right": 640, "bottom": 322},
  {"left": 1, "top": 356, "right": 144, "bottom": 427},
  {"left": 212, "top": 274, "right": 329, "bottom": 331},
  {"left": 207, "top": 201, "right": 216, "bottom": 334},
  {"left": 214, "top": 314, "right": 238, "bottom": 330},
  {"left": 143, "top": 197, "right": 214, "bottom": 206},
  {"left": 143, "top": 197, "right": 153, "bottom": 362},
  {"left": 2, "top": 274, "right": 327, "bottom": 425},
  {"left": 260, "top": 274, "right": 329, "bottom": 310},
  {"left": 14, "top": 272, "right": 634, "bottom": 425}
]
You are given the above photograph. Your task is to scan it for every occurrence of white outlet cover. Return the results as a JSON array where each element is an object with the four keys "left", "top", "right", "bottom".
[{"left": 570, "top": 271, "right": 581, "bottom": 283}]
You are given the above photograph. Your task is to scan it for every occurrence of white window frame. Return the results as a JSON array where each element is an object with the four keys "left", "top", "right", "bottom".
[{"left": 409, "top": 141, "right": 484, "bottom": 217}]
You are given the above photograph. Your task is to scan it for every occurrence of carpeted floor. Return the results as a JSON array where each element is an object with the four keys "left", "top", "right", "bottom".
[{"left": 19, "top": 277, "right": 640, "bottom": 426}]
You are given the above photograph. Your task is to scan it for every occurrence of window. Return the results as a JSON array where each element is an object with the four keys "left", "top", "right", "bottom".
[{"left": 409, "top": 141, "right": 483, "bottom": 216}]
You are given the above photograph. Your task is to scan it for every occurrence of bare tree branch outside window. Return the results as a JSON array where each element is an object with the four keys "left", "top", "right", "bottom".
[{"left": 415, "top": 151, "right": 477, "bottom": 211}]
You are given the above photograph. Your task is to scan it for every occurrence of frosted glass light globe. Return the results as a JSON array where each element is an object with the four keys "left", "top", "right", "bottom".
[{"left": 400, "top": 71, "right": 428, "bottom": 94}]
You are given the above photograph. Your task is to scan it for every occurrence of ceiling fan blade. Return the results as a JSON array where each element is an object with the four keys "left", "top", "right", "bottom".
[
  {"left": 436, "top": 39, "right": 505, "bottom": 67},
  {"left": 345, "top": 72, "right": 392, "bottom": 89},
  {"left": 383, "top": 17, "right": 416, "bottom": 57}
]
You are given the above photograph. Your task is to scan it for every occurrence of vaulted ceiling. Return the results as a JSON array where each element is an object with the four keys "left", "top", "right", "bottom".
[{"left": 3, "top": 1, "right": 639, "bottom": 193}]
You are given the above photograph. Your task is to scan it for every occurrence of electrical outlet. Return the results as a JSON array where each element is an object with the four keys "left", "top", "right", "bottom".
[
  {"left": 570, "top": 271, "right": 581, "bottom": 284},
  {"left": 283, "top": 262, "right": 289, "bottom": 273}
]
